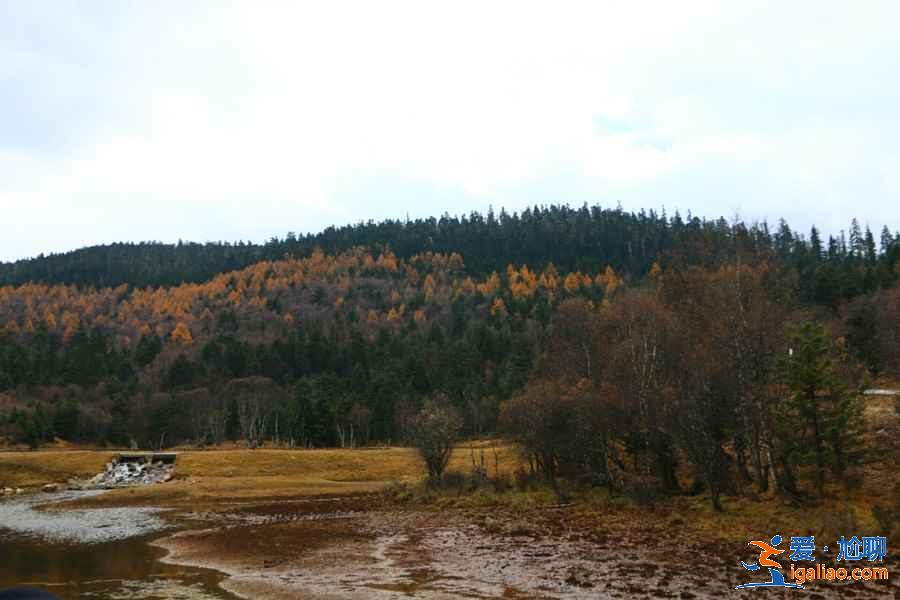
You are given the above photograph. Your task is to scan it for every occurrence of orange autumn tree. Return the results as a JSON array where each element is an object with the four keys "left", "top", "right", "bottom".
[
  {"left": 508, "top": 265, "right": 538, "bottom": 299},
  {"left": 477, "top": 272, "right": 501, "bottom": 297},
  {"left": 171, "top": 322, "right": 193, "bottom": 345},
  {"left": 423, "top": 274, "right": 437, "bottom": 303},
  {"left": 563, "top": 272, "right": 581, "bottom": 294}
]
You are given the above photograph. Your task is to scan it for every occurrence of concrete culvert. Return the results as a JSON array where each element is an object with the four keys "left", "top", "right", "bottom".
[{"left": 72, "top": 452, "right": 177, "bottom": 489}]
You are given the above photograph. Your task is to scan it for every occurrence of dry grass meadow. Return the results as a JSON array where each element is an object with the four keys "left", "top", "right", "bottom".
[
  {"left": 0, "top": 440, "right": 521, "bottom": 509},
  {"left": 1, "top": 393, "right": 898, "bottom": 535}
]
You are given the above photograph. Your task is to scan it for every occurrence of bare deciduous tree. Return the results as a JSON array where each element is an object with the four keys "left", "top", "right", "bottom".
[{"left": 225, "top": 376, "right": 282, "bottom": 448}]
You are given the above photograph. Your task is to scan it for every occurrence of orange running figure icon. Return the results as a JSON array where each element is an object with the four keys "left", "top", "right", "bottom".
[
  {"left": 747, "top": 539, "right": 784, "bottom": 568},
  {"left": 735, "top": 534, "right": 803, "bottom": 589}
]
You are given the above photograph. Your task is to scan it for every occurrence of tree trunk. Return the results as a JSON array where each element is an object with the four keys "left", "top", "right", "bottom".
[
  {"left": 750, "top": 432, "right": 768, "bottom": 492},
  {"left": 831, "top": 428, "right": 846, "bottom": 479},
  {"left": 808, "top": 386, "right": 825, "bottom": 499},
  {"left": 774, "top": 451, "right": 798, "bottom": 498},
  {"left": 652, "top": 435, "right": 680, "bottom": 492},
  {"left": 710, "top": 482, "right": 722, "bottom": 512}
]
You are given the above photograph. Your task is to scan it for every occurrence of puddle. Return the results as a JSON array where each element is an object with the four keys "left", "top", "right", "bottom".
[
  {"left": 0, "top": 492, "right": 234, "bottom": 599},
  {"left": 0, "top": 531, "right": 237, "bottom": 600},
  {"left": 0, "top": 491, "right": 165, "bottom": 544}
]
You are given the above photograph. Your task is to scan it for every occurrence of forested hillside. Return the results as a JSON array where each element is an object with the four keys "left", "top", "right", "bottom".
[
  {"left": 0, "top": 248, "right": 569, "bottom": 447},
  {"left": 3, "top": 205, "right": 898, "bottom": 306},
  {"left": 1, "top": 207, "right": 899, "bottom": 468}
]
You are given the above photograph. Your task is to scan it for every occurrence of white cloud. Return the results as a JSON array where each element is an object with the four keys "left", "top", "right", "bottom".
[{"left": 1, "top": 0, "right": 899, "bottom": 260}]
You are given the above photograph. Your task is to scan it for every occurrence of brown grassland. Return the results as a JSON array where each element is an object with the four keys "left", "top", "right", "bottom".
[
  {"left": 1, "top": 396, "right": 899, "bottom": 598},
  {"left": 0, "top": 440, "right": 522, "bottom": 509}
]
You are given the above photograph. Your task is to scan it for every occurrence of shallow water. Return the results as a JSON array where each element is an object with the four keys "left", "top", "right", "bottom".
[
  {"left": 0, "top": 494, "right": 234, "bottom": 600},
  {"left": 0, "top": 491, "right": 165, "bottom": 544}
]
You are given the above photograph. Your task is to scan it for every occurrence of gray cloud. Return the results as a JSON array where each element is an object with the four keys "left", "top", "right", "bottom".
[{"left": 1, "top": 1, "right": 898, "bottom": 261}]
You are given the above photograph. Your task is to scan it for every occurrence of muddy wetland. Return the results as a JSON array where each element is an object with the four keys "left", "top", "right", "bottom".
[
  {"left": 2, "top": 445, "right": 900, "bottom": 599},
  {"left": 2, "top": 487, "right": 633, "bottom": 600},
  {"left": 0, "top": 491, "right": 230, "bottom": 599},
  {"left": 0, "top": 487, "right": 697, "bottom": 600}
]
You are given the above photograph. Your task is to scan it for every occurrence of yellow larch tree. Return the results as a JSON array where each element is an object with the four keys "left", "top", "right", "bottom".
[
  {"left": 423, "top": 274, "right": 437, "bottom": 303},
  {"left": 517, "top": 265, "right": 538, "bottom": 298},
  {"left": 539, "top": 264, "right": 559, "bottom": 293},
  {"left": 376, "top": 251, "right": 399, "bottom": 272},
  {"left": 171, "top": 322, "right": 194, "bottom": 345},
  {"left": 61, "top": 311, "right": 79, "bottom": 341},
  {"left": 43, "top": 308, "right": 57, "bottom": 330},
  {"left": 477, "top": 272, "right": 501, "bottom": 297},
  {"left": 461, "top": 277, "right": 477, "bottom": 296},
  {"left": 507, "top": 264, "right": 522, "bottom": 294},
  {"left": 596, "top": 266, "right": 621, "bottom": 296}
]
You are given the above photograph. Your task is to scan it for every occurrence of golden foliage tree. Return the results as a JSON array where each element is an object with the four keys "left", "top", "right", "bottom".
[
  {"left": 477, "top": 272, "right": 501, "bottom": 297},
  {"left": 563, "top": 272, "right": 581, "bottom": 294},
  {"left": 423, "top": 274, "right": 437, "bottom": 304},
  {"left": 171, "top": 322, "right": 194, "bottom": 345}
]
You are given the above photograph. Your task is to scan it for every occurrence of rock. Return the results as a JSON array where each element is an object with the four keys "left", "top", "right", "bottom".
[
  {"left": 1, "top": 487, "right": 12, "bottom": 495},
  {"left": 42, "top": 483, "right": 62, "bottom": 493},
  {"left": 14, "top": 488, "right": 23, "bottom": 494},
  {"left": 84, "top": 457, "right": 176, "bottom": 489}
]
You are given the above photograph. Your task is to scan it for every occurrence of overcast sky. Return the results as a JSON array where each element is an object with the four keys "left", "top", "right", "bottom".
[{"left": 1, "top": 1, "right": 898, "bottom": 262}]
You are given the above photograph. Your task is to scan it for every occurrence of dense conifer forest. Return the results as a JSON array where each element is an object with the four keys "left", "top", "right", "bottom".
[
  {"left": 1, "top": 204, "right": 899, "bottom": 505},
  {"left": 3, "top": 205, "right": 898, "bottom": 305}
]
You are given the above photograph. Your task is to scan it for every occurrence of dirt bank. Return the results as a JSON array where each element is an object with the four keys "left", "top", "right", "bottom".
[{"left": 151, "top": 494, "right": 900, "bottom": 599}]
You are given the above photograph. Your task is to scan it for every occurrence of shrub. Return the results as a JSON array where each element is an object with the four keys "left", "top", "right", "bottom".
[
  {"left": 513, "top": 467, "right": 542, "bottom": 492},
  {"left": 409, "top": 396, "right": 462, "bottom": 481},
  {"left": 621, "top": 473, "right": 662, "bottom": 506}
]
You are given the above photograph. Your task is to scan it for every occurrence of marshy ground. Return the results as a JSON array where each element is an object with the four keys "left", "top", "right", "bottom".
[{"left": 2, "top": 396, "right": 900, "bottom": 599}]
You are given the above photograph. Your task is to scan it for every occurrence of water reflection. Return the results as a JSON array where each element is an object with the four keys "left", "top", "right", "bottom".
[{"left": 0, "top": 530, "right": 233, "bottom": 599}]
